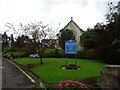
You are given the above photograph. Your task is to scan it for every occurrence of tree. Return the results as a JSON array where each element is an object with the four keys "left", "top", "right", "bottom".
[
  {"left": 2, "top": 32, "right": 10, "bottom": 53},
  {"left": 5, "top": 21, "right": 55, "bottom": 63},
  {"left": 20, "top": 21, "right": 54, "bottom": 64},
  {"left": 10, "top": 34, "right": 14, "bottom": 48},
  {"left": 80, "top": 28, "right": 96, "bottom": 49},
  {"left": 14, "top": 35, "right": 30, "bottom": 52},
  {"left": 58, "top": 29, "right": 75, "bottom": 49},
  {"left": 94, "top": 1, "right": 120, "bottom": 64},
  {"left": 5, "top": 23, "right": 21, "bottom": 39}
]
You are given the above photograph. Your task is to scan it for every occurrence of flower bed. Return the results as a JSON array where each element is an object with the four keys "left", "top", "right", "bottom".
[
  {"left": 56, "top": 80, "right": 91, "bottom": 89},
  {"left": 61, "top": 64, "right": 80, "bottom": 70}
]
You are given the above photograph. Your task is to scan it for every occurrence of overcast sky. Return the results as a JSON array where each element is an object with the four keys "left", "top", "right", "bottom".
[{"left": 0, "top": 0, "right": 119, "bottom": 34}]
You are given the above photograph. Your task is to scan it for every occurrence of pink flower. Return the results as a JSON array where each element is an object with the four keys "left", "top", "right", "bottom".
[
  {"left": 58, "top": 81, "right": 63, "bottom": 84},
  {"left": 78, "top": 83, "right": 85, "bottom": 86},
  {"left": 65, "top": 83, "right": 69, "bottom": 86},
  {"left": 71, "top": 83, "right": 76, "bottom": 86},
  {"left": 84, "top": 86, "right": 89, "bottom": 88},
  {"left": 58, "top": 84, "right": 62, "bottom": 87},
  {"left": 75, "top": 81, "right": 79, "bottom": 83},
  {"left": 66, "top": 80, "right": 72, "bottom": 82},
  {"left": 56, "top": 80, "right": 91, "bottom": 89},
  {"left": 63, "top": 81, "right": 67, "bottom": 83},
  {"left": 79, "top": 86, "right": 84, "bottom": 88},
  {"left": 78, "top": 83, "right": 82, "bottom": 85}
]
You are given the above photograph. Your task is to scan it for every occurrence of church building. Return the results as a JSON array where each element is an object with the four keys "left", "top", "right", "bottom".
[{"left": 57, "top": 17, "right": 84, "bottom": 50}]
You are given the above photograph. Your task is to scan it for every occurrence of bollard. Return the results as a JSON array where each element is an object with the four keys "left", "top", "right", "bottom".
[{"left": 101, "top": 65, "right": 120, "bottom": 89}]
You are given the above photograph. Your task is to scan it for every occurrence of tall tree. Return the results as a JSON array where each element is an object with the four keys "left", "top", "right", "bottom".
[
  {"left": 2, "top": 32, "right": 10, "bottom": 53},
  {"left": 58, "top": 29, "right": 75, "bottom": 49},
  {"left": 95, "top": 1, "right": 120, "bottom": 64},
  {"left": 10, "top": 34, "right": 14, "bottom": 48},
  {"left": 80, "top": 28, "right": 96, "bottom": 49}
]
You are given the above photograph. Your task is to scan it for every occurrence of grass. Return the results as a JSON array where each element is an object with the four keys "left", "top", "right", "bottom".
[{"left": 12, "top": 57, "right": 109, "bottom": 87}]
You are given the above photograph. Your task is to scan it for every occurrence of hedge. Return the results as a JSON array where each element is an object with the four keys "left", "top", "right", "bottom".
[
  {"left": 42, "top": 49, "right": 96, "bottom": 59},
  {"left": 43, "top": 49, "right": 65, "bottom": 58},
  {"left": 4, "top": 49, "right": 96, "bottom": 60},
  {"left": 4, "top": 52, "right": 27, "bottom": 59}
]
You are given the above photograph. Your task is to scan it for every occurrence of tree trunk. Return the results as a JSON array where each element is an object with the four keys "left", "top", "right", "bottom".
[{"left": 40, "top": 56, "right": 43, "bottom": 64}]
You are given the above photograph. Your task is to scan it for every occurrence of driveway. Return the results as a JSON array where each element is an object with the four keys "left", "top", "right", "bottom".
[{"left": 2, "top": 58, "right": 35, "bottom": 88}]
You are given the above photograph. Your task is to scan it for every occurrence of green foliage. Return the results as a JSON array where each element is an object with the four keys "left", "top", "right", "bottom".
[
  {"left": 94, "top": 1, "right": 120, "bottom": 64},
  {"left": 80, "top": 29, "right": 96, "bottom": 49},
  {"left": 2, "top": 32, "right": 10, "bottom": 53},
  {"left": 43, "top": 49, "right": 56, "bottom": 58},
  {"left": 43, "top": 49, "right": 65, "bottom": 58},
  {"left": 77, "top": 49, "right": 96, "bottom": 59},
  {"left": 79, "top": 1, "right": 120, "bottom": 64},
  {"left": 4, "top": 52, "right": 27, "bottom": 59},
  {"left": 82, "top": 77, "right": 102, "bottom": 88},
  {"left": 12, "top": 52, "right": 26, "bottom": 58},
  {"left": 58, "top": 29, "right": 75, "bottom": 49},
  {"left": 4, "top": 52, "right": 12, "bottom": 59},
  {"left": 40, "top": 48, "right": 96, "bottom": 59},
  {"left": 96, "top": 78, "right": 102, "bottom": 88}
]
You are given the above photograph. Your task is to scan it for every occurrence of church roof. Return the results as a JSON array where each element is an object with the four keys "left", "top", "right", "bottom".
[{"left": 62, "top": 17, "right": 84, "bottom": 32}]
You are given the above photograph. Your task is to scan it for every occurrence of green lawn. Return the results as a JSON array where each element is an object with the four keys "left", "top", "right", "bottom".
[{"left": 12, "top": 58, "right": 108, "bottom": 86}]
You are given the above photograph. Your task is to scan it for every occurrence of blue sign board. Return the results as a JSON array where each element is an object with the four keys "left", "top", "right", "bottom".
[{"left": 65, "top": 40, "right": 77, "bottom": 54}]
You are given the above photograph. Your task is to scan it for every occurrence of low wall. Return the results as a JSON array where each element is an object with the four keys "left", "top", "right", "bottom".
[{"left": 101, "top": 65, "right": 120, "bottom": 89}]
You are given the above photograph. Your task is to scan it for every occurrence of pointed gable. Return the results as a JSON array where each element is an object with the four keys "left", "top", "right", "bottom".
[
  {"left": 57, "top": 17, "right": 84, "bottom": 50},
  {"left": 63, "top": 17, "right": 83, "bottom": 32}
]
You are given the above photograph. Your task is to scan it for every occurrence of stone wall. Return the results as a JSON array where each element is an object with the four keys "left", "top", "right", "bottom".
[{"left": 101, "top": 65, "right": 120, "bottom": 89}]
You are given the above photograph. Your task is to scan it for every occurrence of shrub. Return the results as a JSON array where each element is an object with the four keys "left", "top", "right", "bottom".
[
  {"left": 55, "top": 49, "right": 65, "bottom": 58},
  {"left": 43, "top": 49, "right": 56, "bottom": 58},
  {"left": 43, "top": 49, "right": 65, "bottom": 58},
  {"left": 77, "top": 49, "right": 96, "bottom": 59},
  {"left": 4, "top": 52, "right": 12, "bottom": 59},
  {"left": 43, "top": 49, "right": 96, "bottom": 59},
  {"left": 82, "top": 78, "right": 102, "bottom": 88},
  {"left": 4, "top": 51, "right": 27, "bottom": 59},
  {"left": 12, "top": 52, "right": 26, "bottom": 58}
]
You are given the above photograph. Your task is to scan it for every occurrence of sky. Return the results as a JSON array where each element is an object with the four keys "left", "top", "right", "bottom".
[{"left": 0, "top": 0, "right": 119, "bottom": 35}]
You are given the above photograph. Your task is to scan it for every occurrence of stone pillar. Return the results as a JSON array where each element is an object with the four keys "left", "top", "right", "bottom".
[{"left": 101, "top": 65, "right": 120, "bottom": 89}]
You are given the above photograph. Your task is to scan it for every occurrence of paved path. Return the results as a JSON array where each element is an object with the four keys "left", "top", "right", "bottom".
[{"left": 2, "top": 58, "right": 35, "bottom": 88}]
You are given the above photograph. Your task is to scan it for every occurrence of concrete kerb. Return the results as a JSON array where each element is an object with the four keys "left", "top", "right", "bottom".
[
  {"left": 4, "top": 58, "right": 35, "bottom": 83},
  {"left": 4, "top": 58, "right": 47, "bottom": 89}
]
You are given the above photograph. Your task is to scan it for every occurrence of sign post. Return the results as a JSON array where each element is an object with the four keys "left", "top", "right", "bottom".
[
  {"left": 74, "top": 54, "right": 77, "bottom": 65},
  {"left": 66, "top": 54, "right": 68, "bottom": 66},
  {"left": 65, "top": 40, "right": 77, "bottom": 66}
]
